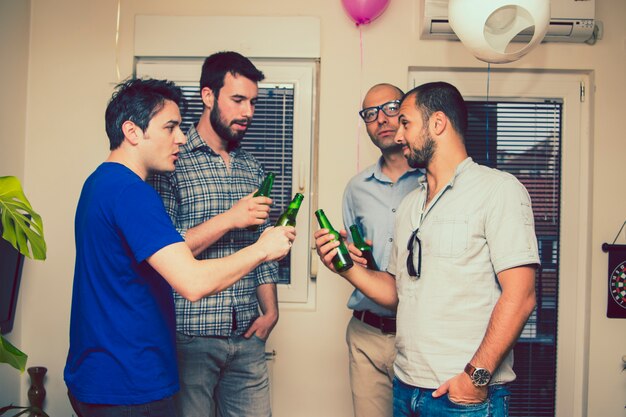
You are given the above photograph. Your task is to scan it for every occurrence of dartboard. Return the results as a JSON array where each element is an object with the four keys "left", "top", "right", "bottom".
[{"left": 610, "top": 260, "right": 626, "bottom": 309}]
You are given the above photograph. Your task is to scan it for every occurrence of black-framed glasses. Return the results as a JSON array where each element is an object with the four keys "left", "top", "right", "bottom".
[
  {"left": 359, "top": 100, "right": 401, "bottom": 123},
  {"left": 406, "top": 229, "right": 422, "bottom": 278}
]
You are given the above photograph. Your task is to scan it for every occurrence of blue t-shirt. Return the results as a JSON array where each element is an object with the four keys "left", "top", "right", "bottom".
[{"left": 64, "top": 162, "right": 184, "bottom": 405}]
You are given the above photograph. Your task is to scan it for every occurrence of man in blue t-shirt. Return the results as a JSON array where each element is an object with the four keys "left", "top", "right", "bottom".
[{"left": 64, "top": 78, "right": 295, "bottom": 417}]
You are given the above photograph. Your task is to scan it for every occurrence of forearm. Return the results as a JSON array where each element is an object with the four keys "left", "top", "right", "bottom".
[
  {"left": 342, "top": 266, "right": 398, "bottom": 310},
  {"left": 256, "top": 283, "right": 278, "bottom": 320},
  {"left": 150, "top": 241, "right": 270, "bottom": 302},
  {"left": 315, "top": 228, "right": 397, "bottom": 308},
  {"left": 184, "top": 211, "right": 235, "bottom": 256}
]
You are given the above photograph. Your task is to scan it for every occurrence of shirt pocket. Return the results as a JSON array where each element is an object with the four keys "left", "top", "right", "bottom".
[{"left": 425, "top": 215, "right": 469, "bottom": 258}]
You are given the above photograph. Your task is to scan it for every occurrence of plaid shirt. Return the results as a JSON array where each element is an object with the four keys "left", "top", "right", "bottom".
[{"left": 149, "top": 125, "right": 278, "bottom": 336}]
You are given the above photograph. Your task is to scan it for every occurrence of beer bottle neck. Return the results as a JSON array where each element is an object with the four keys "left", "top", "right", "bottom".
[{"left": 315, "top": 210, "right": 335, "bottom": 231}]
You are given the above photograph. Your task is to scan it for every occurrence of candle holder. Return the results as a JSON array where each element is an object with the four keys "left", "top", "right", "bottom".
[{"left": 27, "top": 366, "right": 47, "bottom": 417}]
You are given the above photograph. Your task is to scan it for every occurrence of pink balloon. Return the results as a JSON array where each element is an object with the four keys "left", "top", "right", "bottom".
[{"left": 341, "top": 0, "right": 391, "bottom": 26}]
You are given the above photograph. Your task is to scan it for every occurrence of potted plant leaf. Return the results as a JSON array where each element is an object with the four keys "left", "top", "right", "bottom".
[{"left": 0, "top": 176, "right": 46, "bottom": 372}]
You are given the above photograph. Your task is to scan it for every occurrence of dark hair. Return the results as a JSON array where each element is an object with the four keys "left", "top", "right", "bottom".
[
  {"left": 105, "top": 78, "right": 186, "bottom": 150},
  {"left": 199, "top": 51, "right": 265, "bottom": 98},
  {"left": 402, "top": 81, "right": 468, "bottom": 137}
]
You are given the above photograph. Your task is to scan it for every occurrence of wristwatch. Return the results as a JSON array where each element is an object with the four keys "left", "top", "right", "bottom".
[{"left": 464, "top": 363, "right": 491, "bottom": 387}]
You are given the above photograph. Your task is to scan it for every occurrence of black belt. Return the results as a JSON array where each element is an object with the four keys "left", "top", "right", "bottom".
[{"left": 353, "top": 310, "right": 396, "bottom": 334}]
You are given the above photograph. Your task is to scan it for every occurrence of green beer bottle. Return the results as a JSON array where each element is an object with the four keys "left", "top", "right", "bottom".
[
  {"left": 275, "top": 193, "right": 304, "bottom": 227},
  {"left": 254, "top": 172, "right": 275, "bottom": 198},
  {"left": 248, "top": 172, "right": 275, "bottom": 231},
  {"left": 349, "top": 224, "right": 379, "bottom": 271},
  {"left": 314, "top": 209, "right": 354, "bottom": 273}
]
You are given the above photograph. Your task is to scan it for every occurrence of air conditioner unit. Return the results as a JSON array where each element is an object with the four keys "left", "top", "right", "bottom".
[{"left": 420, "top": 0, "right": 596, "bottom": 43}]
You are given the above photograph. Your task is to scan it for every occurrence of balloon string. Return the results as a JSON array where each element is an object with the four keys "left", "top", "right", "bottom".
[
  {"left": 357, "top": 24, "right": 364, "bottom": 173},
  {"left": 359, "top": 24, "right": 364, "bottom": 68},
  {"left": 115, "top": 0, "right": 121, "bottom": 82},
  {"left": 485, "top": 63, "right": 491, "bottom": 162}
]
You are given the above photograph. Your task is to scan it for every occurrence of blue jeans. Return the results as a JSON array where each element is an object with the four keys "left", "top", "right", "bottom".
[
  {"left": 68, "top": 390, "right": 177, "bottom": 417},
  {"left": 175, "top": 333, "right": 271, "bottom": 417},
  {"left": 393, "top": 377, "right": 510, "bottom": 417}
]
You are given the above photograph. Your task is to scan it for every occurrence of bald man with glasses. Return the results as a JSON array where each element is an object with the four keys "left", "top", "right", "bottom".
[{"left": 333, "top": 83, "right": 423, "bottom": 417}]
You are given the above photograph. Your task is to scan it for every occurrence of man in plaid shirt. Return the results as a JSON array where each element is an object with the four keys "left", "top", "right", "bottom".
[{"left": 149, "top": 52, "right": 280, "bottom": 417}]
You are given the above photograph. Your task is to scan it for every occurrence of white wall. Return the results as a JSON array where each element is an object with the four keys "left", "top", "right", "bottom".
[
  {"left": 1, "top": 0, "right": 624, "bottom": 416},
  {"left": 0, "top": 0, "right": 30, "bottom": 406}
]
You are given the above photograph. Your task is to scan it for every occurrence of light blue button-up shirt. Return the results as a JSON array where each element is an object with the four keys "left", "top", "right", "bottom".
[{"left": 342, "top": 157, "right": 423, "bottom": 317}]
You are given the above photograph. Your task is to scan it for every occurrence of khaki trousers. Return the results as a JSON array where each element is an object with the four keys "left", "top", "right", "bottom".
[{"left": 346, "top": 316, "right": 396, "bottom": 417}]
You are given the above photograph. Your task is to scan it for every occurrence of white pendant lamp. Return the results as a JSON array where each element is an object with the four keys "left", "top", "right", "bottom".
[{"left": 449, "top": 0, "right": 550, "bottom": 64}]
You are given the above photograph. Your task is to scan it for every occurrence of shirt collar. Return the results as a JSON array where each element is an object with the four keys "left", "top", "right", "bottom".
[
  {"left": 185, "top": 124, "right": 243, "bottom": 157},
  {"left": 185, "top": 125, "right": 209, "bottom": 151},
  {"left": 366, "top": 156, "right": 421, "bottom": 183},
  {"left": 448, "top": 156, "right": 474, "bottom": 187},
  {"left": 417, "top": 156, "right": 474, "bottom": 188}
]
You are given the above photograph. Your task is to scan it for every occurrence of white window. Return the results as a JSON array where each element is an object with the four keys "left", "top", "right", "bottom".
[{"left": 408, "top": 68, "right": 591, "bottom": 417}]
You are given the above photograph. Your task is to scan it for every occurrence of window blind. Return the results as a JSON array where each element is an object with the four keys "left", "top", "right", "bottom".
[{"left": 466, "top": 100, "right": 562, "bottom": 417}]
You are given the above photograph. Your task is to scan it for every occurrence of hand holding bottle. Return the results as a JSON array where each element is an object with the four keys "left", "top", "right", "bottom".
[
  {"left": 315, "top": 227, "right": 373, "bottom": 271},
  {"left": 349, "top": 224, "right": 379, "bottom": 270},
  {"left": 314, "top": 228, "right": 341, "bottom": 273},
  {"left": 229, "top": 191, "right": 272, "bottom": 230},
  {"left": 345, "top": 241, "right": 371, "bottom": 269},
  {"left": 314, "top": 209, "right": 354, "bottom": 273},
  {"left": 255, "top": 225, "right": 296, "bottom": 262},
  {"left": 248, "top": 172, "right": 275, "bottom": 231}
]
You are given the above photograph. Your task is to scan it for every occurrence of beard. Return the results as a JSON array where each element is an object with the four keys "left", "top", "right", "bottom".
[
  {"left": 209, "top": 103, "right": 250, "bottom": 151},
  {"left": 406, "top": 129, "right": 436, "bottom": 169}
]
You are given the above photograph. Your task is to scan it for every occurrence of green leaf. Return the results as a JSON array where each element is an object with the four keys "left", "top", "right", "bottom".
[
  {"left": 0, "top": 176, "right": 46, "bottom": 260},
  {"left": 0, "top": 335, "right": 28, "bottom": 372}
]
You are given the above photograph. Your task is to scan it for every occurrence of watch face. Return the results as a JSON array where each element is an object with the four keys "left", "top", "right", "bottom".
[{"left": 472, "top": 368, "right": 491, "bottom": 386}]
